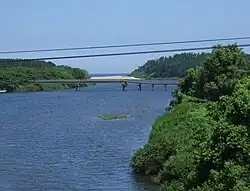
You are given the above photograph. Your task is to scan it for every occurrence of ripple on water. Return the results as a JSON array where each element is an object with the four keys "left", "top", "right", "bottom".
[{"left": 0, "top": 82, "right": 176, "bottom": 190}]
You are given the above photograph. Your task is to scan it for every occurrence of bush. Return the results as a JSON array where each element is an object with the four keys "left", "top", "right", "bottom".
[
  {"left": 131, "top": 45, "right": 250, "bottom": 190},
  {"left": 131, "top": 99, "right": 216, "bottom": 189},
  {"left": 179, "top": 44, "right": 250, "bottom": 101}
]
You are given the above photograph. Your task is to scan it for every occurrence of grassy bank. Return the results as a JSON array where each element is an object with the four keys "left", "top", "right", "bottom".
[
  {"left": 131, "top": 97, "right": 214, "bottom": 189},
  {"left": 130, "top": 44, "right": 250, "bottom": 190},
  {"left": 14, "top": 84, "right": 67, "bottom": 92},
  {"left": 2, "top": 83, "right": 89, "bottom": 93},
  {"left": 11, "top": 84, "right": 88, "bottom": 92}
]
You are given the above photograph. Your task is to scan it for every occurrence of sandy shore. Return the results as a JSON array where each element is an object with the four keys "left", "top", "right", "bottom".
[{"left": 89, "top": 76, "right": 140, "bottom": 80}]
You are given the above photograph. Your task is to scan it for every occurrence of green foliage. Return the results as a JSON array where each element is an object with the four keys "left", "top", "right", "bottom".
[
  {"left": 98, "top": 114, "right": 130, "bottom": 120},
  {"left": 0, "top": 59, "right": 89, "bottom": 92},
  {"left": 209, "top": 77, "right": 250, "bottom": 126},
  {"left": 131, "top": 99, "right": 215, "bottom": 190},
  {"left": 131, "top": 53, "right": 209, "bottom": 79},
  {"left": 0, "top": 59, "right": 56, "bottom": 68},
  {"left": 131, "top": 48, "right": 250, "bottom": 80},
  {"left": 179, "top": 44, "right": 250, "bottom": 101},
  {"left": 130, "top": 44, "right": 250, "bottom": 190}
]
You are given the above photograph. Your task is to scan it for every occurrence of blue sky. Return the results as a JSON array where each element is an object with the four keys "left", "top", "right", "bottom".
[{"left": 1, "top": 0, "right": 250, "bottom": 74}]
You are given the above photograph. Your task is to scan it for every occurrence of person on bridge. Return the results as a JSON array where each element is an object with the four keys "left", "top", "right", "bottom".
[
  {"left": 75, "top": 83, "right": 80, "bottom": 91},
  {"left": 138, "top": 83, "right": 142, "bottom": 91},
  {"left": 122, "top": 81, "right": 127, "bottom": 91},
  {"left": 164, "top": 84, "right": 167, "bottom": 91}
]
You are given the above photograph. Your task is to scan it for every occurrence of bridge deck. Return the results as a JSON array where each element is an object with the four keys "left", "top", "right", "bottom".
[{"left": 33, "top": 79, "right": 179, "bottom": 85}]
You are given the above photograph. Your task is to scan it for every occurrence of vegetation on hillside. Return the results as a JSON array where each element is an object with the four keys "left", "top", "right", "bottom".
[
  {"left": 0, "top": 59, "right": 89, "bottom": 92},
  {"left": 0, "top": 59, "right": 56, "bottom": 68},
  {"left": 130, "top": 44, "right": 250, "bottom": 190},
  {"left": 130, "top": 53, "right": 208, "bottom": 79},
  {"left": 130, "top": 51, "right": 250, "bottom": 79}
]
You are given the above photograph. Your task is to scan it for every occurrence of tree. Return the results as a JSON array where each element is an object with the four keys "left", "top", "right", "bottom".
[
  {"left": 130, "top": 44, "right": 250, "bottom": 190},
  {"left": 0, "top": 59, "right": 89, "bottom": 92},
  {"left": 179, "top": 44, "right": 250, "bottom": 101},
  {"left": 130, "top": 53, "right": 209, "bottom": 79}
]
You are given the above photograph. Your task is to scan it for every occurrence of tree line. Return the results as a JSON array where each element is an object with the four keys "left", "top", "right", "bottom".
[
  {"left": 0, "top": 59, "right": 89, "bottom": 92},
  {"left": 130, "top": 44, "right": 250, "bottom": 190},
  {"left": 130, "top": 51, "right": 250, "bottom": 79},
  {"left": 0, "top": 59, "right": 56, "bottom": 68}
]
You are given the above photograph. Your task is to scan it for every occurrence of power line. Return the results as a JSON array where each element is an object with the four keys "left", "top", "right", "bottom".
[
  {"left": 20, "top": 43, "right": 250, "bottom": 61},
  {"left": 1, "top": 36, "right": 250, "bottom": 55}
]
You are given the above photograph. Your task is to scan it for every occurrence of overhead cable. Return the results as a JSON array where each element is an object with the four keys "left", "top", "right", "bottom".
[
  {"left": 16, "top": 43, "right": 250, "bottom": 61},
  {"left": 0, "top": 36, "right": 250, "bottom": 54}
]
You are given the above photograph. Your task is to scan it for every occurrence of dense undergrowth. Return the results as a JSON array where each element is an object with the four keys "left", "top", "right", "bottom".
[{"left": 130, "top": 44, "right": 250, "bottom": 190}]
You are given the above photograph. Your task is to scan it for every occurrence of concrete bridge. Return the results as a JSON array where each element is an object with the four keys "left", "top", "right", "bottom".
[{"left": 33, "top": 77, "right": 179, "bottom": 91}]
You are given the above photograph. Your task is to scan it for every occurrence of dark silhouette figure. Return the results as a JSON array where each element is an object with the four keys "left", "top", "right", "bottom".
[
  {"left": 138, "top": 83, "right": 142, "bottom": 91},
  {"left": 152, "top": 84, "right": 155, "bottom": 91},
  {"left": 76, "top": 83, "right": 80, "bottom": 91},
  {"left": 122, "top": 81, "right": 127, "bottom": 91},
  {"left": 122, "top": 84, "right": 126, "bottom": 91},
  {"left": 164, "top": 84, "right": 167, "bottom": 91}
]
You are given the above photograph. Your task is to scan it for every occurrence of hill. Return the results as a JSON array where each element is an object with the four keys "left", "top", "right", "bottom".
[
  {"left": 130, "top": 52, "right": 250, "bottom": 79},
  {"left": 0, "top": 59, "right": 89, "bottom": 92},
  {"left": 0, "top": 59, "right": 56, "bottom": 68}
]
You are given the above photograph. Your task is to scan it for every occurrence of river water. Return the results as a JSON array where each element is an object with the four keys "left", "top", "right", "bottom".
[{"left": 0, "top": 81, "right": 177, "bottom": 191}]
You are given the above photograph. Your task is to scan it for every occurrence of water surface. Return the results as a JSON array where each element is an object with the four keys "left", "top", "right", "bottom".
[{"left": 0, "top": 82, "right": 176, "bottom": 191}]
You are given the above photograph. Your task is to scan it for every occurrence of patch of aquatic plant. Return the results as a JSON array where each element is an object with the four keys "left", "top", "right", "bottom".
[{"left": 98, "top": 114, "right": 130, "bottom": 120}]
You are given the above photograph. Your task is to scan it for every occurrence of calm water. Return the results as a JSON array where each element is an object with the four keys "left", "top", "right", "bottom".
[{"left": 0, "top": 81, "right": 177, "bottom": 191}]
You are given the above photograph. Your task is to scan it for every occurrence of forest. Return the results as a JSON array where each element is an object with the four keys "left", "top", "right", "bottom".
[
  {"left": 130, "top": 44, "right": 250, "bottom": 190},
  {"left": 131, "top": 51, "right": 250, "bottom": 79},
  {"left": 0, "top": 59, "right": 89, "bottom": 92}
]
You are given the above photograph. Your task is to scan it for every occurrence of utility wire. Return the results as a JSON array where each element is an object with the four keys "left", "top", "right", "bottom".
[
  {"left": 0, "top": 36, "right": 250, "bottom": 54},
  {"left": 17, "top": 43, "right": 250, "bottom": 61}
]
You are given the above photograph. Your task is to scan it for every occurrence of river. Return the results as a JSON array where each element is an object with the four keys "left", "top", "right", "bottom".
[{"left": 0, "top": 81, "right": 177, "bottom": 191}]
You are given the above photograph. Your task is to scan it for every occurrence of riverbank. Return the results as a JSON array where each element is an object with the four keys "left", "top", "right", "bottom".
[
  {"left": 130, "top": 44, "right": 250, "bottom": 190},
  {"left": 2, "top": 83, "right": 88, "bottom": 93},
  {"left": 90, "top": 75, "right": 140, "bottom": 80}
]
